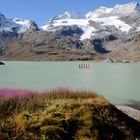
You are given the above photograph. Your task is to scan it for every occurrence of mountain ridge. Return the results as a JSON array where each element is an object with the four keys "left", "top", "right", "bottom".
[
  {"left": 0, "top": 2, "right": 140, "bottom": 61},
  {"left": 41, "top": 2, "right": 140, "bottom": 40}
]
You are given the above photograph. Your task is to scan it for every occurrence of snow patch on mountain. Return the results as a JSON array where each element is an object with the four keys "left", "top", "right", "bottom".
[
  {"left": 12, "top": 18, "right": 35, "bottom": 33},
  {"left": 0, "top": 19, "right": 19, "bottom": 32},
  {"left": 0, "top": 12, "right": 38, "bottom": 33},
  {"left": 86, "top": 7, "right": 113, "bottom": 19},
  {"left": 93, "top": 16, "right": 131, "bottom": 32},
  {"left": 48, "top": 19, "right": 88, "bottom": 27},
  {"left": 112, "top": 2, "right": 140, "bottom": 14},
  {"left": 41, "top": 24, "right": 50, "bottom": 31},
  {"left": 0, "top": 18, "right": 34, "bottom": 33},
  {"left": 79, "top": 26, "right": 96, "bottom": 40},
  {"left": 137, "top": 27, "right": 140, "bottom": 32},
  {"left": 13, "top": 18, "right": 31, "bottom": 26},
  {"left": 41, "top": 19, "right": 96, "bottom": 40}
]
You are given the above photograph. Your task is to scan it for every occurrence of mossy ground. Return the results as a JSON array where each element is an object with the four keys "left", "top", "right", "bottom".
[{"left": 0, "top": 90, "right": 140, "bottom": 140}]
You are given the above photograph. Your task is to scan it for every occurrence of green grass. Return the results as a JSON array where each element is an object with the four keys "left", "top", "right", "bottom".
[{"left": 0, "top": 89, "right": 140, "bottom": 140}]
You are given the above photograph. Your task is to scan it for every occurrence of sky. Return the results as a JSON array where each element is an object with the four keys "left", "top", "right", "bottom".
[{"left": 0, "top": 0, "right": 140, "bottom": 26}]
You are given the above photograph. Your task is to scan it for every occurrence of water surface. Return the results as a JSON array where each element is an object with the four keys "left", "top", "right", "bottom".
[{"left": 0, "top": 61, "right": 140, "bottom": 104}]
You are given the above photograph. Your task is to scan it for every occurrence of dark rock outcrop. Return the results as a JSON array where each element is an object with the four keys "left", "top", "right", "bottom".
[
  {"left": 0, "top": 61, "right": 5, "bottom": 65},
  {"left": 55, "top": 25, "right": 83, "bottom": 37}
]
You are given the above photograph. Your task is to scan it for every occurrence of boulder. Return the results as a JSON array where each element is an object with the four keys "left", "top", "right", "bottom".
[
  {"left": 0, "top": 61, "right": 5, "bottom": 65},
  {"left": 102, "top": 58, "right": 116, "bottom": 63}
]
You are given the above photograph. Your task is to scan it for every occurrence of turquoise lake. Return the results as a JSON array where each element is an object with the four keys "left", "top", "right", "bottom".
[{"left": 0, "top": 61, "right": 140, "bottom": 104}]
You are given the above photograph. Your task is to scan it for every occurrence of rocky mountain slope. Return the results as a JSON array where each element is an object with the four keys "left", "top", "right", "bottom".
[{"left": 1, "top": 2, "right": 140, "bottom": 61}]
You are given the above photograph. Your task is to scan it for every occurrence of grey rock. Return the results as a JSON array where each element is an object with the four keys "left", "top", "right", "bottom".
[
  {"left": 102, "top": 58, "right": 116, "bottom": 63},
  {"left": 55, "top": 25, "right": 83, "bottom": 37}
]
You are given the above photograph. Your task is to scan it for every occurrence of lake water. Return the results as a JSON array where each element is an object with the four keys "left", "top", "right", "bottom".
[{"left": 0, "top": 61, "right": 140, "bottom": 104}]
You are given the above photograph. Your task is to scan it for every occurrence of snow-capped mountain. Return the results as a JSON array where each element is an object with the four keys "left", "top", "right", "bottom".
[
  {"left": 85, "top": 7, "right": 113, "bottom": 19},
  {"left": 111, "top": 2, "right": 140, "bottom": 15},
  {"left": 0, "top": 13, "right": 38, "bottom": 33},
  {"left": 1, "top": 2, "right": 140, "bottom": 61},
  {"left": 41, "top": 2, "right": 140, "bottom": 40}
]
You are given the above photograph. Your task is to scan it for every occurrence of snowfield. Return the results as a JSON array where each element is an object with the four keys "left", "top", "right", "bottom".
[
  {"left": 92, "top": 16, "right": 131, "bottom": 32},
  {"left": 41, "top": 16, "right": 131, "bottom": 40},
  {"left": 41, "top": 2, "right": 138, "bottom": 40},
  {"left": 0, "top": 2, "right": 139, "bottom": 40}
]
